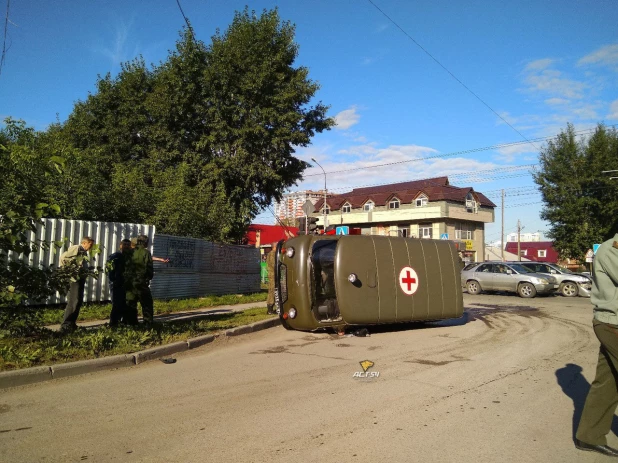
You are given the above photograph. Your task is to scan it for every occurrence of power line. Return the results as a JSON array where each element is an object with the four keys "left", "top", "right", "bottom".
[
  {"left": 175, "top": 0, "right": 192, "bottom": 31},
  {"left": 0, "top": 0, "right": 10, "bottom": 78},
  {"left": 365, "top": 0, "right": 538, "bottom": 150},
  {"left": 324, "top": 165, "right": 537, "bottom": 193},
  {"left": 303, "top": 125, "right": 614, "bottom": 178}
]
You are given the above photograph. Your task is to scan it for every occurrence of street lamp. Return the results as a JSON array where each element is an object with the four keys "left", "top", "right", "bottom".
[{"left": 311, "top": 157, "right": 327, "bottom": 230}]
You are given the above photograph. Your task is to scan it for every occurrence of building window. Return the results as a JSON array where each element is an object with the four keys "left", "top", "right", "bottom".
[
  {"left": 520, "top": 249, "right": 527, "bottom": 256},
  {"left": 465, "top": 192, "right": 476, "bottom": 212},
  {"left": 415, "top": 195, "right": 428, "bottom": 207},
  {"left": 455, "top": 223, "right": 473, "bottom": 240},
  {"left": 389, "top": 198, "right": 400, "bottom": 209},
  {"left": 322, "top": 205, "right": 330, "bottom": 215},
  {"left": 398, "top": 226, "right": 409, "bottom": 237},
  {"left": 419, "top": 223, "right": 432, "bottom": 239},
  {"left": 342, "top": 203, "right": 351, "bottom": 213},
  {"left": 538, "top": 250, "right": 547, "bottom": 258},
  {"left": 363, "top": 201, "right": 374, "bottom": 211}
]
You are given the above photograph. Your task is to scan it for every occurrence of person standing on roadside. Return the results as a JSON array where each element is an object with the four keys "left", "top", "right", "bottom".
[
  {"left": 59, "top": 236, "right": 95, "bottom": 332},
  {"left": 575, "top": 235, "right": 618, "bottom": 457},
  {"left": 125, "top": 234, "right": 155, "bottom": 324},
  {"left": 106, "top": 239, "right": 132, "bottom": 327},
  {"left": 266, "top": 242, "right": 278, "bottom": 315}
]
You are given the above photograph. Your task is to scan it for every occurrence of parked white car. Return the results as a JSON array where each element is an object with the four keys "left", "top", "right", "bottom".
[{"left": 510, "top": 262, "right": 592, "bottom": 297}]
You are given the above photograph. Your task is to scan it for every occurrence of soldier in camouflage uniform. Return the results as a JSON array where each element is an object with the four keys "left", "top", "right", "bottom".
[
  {"left": 266, "top": 243, "right": 277, "bottom": 314},
  {"left": 125, "top": 235, "right": 155, "bottom": 324}
]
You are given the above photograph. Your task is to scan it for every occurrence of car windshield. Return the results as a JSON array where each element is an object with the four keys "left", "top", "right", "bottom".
[
  {"left": 509, "top": 263, "right": 532, "bottom": 273},
  {"left": 555, "top": 265, "right": 573, "bottom": 274}
]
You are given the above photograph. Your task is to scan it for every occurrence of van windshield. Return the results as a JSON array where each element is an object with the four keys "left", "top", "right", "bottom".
[{"left": 310, "top": 240, "right": 340, "bottom": 321}]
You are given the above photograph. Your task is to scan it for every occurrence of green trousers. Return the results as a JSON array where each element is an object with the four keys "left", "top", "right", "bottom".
[
  {"left": 577, "top": 320, "right": 618, "bottom": 445},
  {"left": 126, "top": 285, "right": 154, "bottom": 324}
]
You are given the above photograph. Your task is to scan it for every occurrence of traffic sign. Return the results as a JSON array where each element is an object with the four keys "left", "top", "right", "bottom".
[
  {"left": 398, "top": 266, "right": 419, "bottom": 295},
  {"left": 593, "top": 244, "right": 601, "bottom": 254},
  {"left": 585, "top": 249, "right": 594, "bottom": 259},
  {"left": 301, "top": 200, "right": 314, "bottom": 216},
  {"left": 336, "top": 226, "right": 349, "bottom": 235},
  {"left": 440, "top": 233, "right": 449, "bottom": 240},
  {"left": 465, "top": 240, "right": 473, "bottom": 250}
]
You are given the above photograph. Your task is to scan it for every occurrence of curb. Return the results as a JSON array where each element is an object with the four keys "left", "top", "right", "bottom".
[
  {"left": 0, "top": 316, "right": 279, "bottom": 391},
  {"left": 0, "top": 366, "right": 52, "bottom": 389},
  {"left": 52, "top": 354, "right": 136, "bottom": 379},
  {"left": 187, "top": 334, "right": 217, "bottom": 349},
  {"left": 135, "top": 341, "right": 188, "bottom": 365}
]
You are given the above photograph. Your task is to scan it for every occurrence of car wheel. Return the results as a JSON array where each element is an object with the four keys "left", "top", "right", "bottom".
[
  {"left": 518, "top": 282, "right": 537, "bottom": 298},
  {"left": 466, "top": 280, "right": 481, "bottom": 295},
  {"left": 560, "top": 282, "right": 578, "bottom": 297}
]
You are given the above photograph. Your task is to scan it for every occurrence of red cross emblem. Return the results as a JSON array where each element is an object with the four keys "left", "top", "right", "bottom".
[{"left": 399, "top": 266, "right": 419, "bottom": 295}]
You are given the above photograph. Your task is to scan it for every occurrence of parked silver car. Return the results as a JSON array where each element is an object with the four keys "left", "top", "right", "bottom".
[
  {"left": 461, "top": 262, "right": 559, "bottom": 298},
  {"left": 509, "top": 262, "right": 592, "bottom": 297}
]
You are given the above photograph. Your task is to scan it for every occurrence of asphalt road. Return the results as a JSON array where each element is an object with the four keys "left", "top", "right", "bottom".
[{"left": 0, "top": 293, "right": 609, "bottom": 463}]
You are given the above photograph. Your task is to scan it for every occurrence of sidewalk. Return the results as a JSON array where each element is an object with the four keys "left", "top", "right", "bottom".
[{"left": 46, "top": 301, "right": 268, "bottom": 331}]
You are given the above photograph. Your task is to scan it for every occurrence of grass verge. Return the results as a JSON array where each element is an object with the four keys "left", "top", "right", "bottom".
[
  {"left": 38, "top": 292, "right": 268, "bottom": 325},
  {"left": 0, "top": 308, "right": 275, "bottom": 372}
]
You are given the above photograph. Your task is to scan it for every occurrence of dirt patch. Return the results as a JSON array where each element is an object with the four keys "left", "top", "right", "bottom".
[{"left": 251, "top": 346, "right": 289, "bottom": 354}]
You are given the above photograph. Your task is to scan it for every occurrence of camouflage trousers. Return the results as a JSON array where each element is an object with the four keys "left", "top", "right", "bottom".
[
  {"left": 267, "top": 275, "right": 275, "bottom": 306},
  {"left": 126, "top": 285, "right": 154, "bottom": 324}
]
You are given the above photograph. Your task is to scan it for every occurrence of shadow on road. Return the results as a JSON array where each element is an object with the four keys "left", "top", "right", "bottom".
[{"left": 555, "top": 363, "right": 618, "bottom": 441}]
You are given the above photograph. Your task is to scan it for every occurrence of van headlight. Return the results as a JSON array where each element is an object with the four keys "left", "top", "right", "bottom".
[
  {"left": 288, "top": 307, "right": 297, "bottom": 319},
  {"left": 285, "top": 247, "right": 295, "bottom": 258},
  {"left": 348, "top": 273, "right": 358, "bottom": 283}
]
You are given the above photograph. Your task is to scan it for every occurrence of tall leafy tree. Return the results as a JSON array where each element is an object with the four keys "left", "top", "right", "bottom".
[
  {"left": 54, "top": 8, "right": 333, "bottom": 242},
  {"left": 0, "top": 119, "right": 87, "bottom": 333},
  {"left": 534, "top": 123, "right": 618, "bottom": 260}
]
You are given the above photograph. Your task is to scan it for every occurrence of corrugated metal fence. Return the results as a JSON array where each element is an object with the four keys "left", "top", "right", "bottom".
[
  {"left": 6, "top": 219, "right": 261, "bottom": 304},
  {"left": 7, "top": 219, "right": 155, "bottom": 304},
  {"left": 151, "top": 235, "right": 260, "bottom": 299}
]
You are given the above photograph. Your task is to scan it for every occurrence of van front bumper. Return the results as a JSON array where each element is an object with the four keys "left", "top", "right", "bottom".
[{"left": 577, "top": 282, "right": 592, "bottom": 297}]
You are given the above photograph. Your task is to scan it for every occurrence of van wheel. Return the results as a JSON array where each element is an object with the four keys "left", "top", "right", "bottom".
[
  {"left": 466, "top": 280, "right": 481, "bottom": 295},
  {"left": 518, "top": 282, "right": 537, "bottom": 298},
  {"left": 560, "top": 282, "right": 578, "bottom": 297}
]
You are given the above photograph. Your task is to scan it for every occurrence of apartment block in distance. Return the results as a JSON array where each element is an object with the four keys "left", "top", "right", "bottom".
[{"left": 274, "top": 190, "right": 327, "bottom": 223}]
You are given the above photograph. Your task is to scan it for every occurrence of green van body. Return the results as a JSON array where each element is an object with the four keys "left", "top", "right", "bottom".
[{"left": 274, "top": 235, "right": 464, "bottom": 331}]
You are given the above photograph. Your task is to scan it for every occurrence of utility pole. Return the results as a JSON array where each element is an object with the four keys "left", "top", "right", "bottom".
[
  {"left": 517, "top": 219, "right": 521, "bottom": 261},
  {"left": 311, "top": 158, "right": 327, "bottom": 230},
  {"left": 501, "top": 189, "right": 505, "bottom": 262}
]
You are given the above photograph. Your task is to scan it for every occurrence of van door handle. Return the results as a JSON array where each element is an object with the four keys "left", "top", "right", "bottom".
[{"left": 367, "top": 270, "right": 377, "bottom": 288}]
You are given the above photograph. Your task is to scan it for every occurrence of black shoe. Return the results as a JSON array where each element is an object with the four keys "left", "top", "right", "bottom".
[
  {"left": 575, "top": 439, "right": 618, "bottom": 457},
  {"left": 60, "top": 323, "right": 77, "bottom": 334}
]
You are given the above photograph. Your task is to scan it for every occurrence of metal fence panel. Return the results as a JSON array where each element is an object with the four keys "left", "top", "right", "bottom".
[
  {"left": 6, "top": 223, "right": 260, "bottom": 304},
  {"left": 151, "top": 235, "right": 260, "bottom": 299},
  {"left": 6, "top": 219, "right": 155, "bottom": 304}
]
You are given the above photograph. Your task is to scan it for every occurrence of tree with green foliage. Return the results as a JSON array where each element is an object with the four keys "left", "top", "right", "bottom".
[
  {"left": 533, "top": 123, "right": 618, "bottom": 261},
  {"left": 54, "top": 7, "right": 333, "bottom": 242},
  {"left": 0, "top": 119, "right": 75, "bottom": 332}
]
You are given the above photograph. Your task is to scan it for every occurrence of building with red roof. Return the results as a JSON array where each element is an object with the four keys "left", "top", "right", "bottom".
[
  {"left": 505, "top": 241, "right": 558, "bottom": 263},
  {"left": 310, "top": 176, "right": 496, "bottom": 263}
]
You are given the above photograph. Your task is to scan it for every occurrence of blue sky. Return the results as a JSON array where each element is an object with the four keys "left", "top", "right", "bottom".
[{"left": 1, "top": 1, "right": 617, "bottom": 244}]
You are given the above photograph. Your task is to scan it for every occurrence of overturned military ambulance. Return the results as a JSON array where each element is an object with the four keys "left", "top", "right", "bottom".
[{"left": 273, "top": 235, "right": 464, "bottom": 331}]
